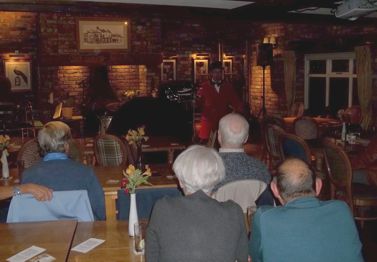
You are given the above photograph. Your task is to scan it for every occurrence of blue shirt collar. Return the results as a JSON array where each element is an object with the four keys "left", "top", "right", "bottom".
[
  {"left": 43, "top": 152, "right": 69, "bottom": 161},
  {"left": 285, "top": 196, "right": 320, "bottom": 208}
]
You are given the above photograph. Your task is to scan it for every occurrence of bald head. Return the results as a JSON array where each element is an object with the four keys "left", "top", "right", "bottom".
[
  {"left": 218, "top": 113, "right": 249, "bottom": 148},
  {"left": 274, "top": 158, "right": 317, "bottom": 202}
]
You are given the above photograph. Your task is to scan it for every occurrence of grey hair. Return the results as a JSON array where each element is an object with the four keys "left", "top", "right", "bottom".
[
  {"left": 218, "top": 113, "right": 249, "bottom": 148},
  {"left": 38, "top": 121, "right": 71, "bottom": 155},
  {"left": 276, "top": 158, "right": 316, "bottom": 201},
  {"left": 173, "top": 145, "right": 225, "bottom": 195}
]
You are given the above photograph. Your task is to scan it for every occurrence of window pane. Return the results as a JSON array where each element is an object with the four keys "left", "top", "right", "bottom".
[
  {"left": 309, "top": 60, "right": 326, "bottom": 74},
  {"left": 308, "top": 77, "right": 326, "bottom": 116},
  {"left": 352, "top": 78, "right": 359, "bottom": 105},
  {"left": 329, "top": 78, "right": 349, "bottom": 116},
  {"left": 332, "top": 59, "right": 349, "bottom": 73}
]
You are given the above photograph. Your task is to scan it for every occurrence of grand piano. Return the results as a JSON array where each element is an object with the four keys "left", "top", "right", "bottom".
[{"left": 107, "top": 81, "right": 195, "bottom": 143}]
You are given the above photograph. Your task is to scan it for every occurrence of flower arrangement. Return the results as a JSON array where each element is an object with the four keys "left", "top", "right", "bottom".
[
  {"left": 124, "top": 126, "right": 149, "bottom": 145},
  {"left": 121, "top": 164, "right": 152, "bottom": 194},
  {"left": 0, "top": 135, "right": 11, "bottom": 151}
]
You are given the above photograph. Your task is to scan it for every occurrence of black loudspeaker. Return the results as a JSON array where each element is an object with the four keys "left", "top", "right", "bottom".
[{"left": 257, "top": 43, "right": 273, "bottom": 66}]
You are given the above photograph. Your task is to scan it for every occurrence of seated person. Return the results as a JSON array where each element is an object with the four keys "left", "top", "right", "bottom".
[
  {"left": 215, "top": 113, "right": 273, "bottom": 205},
  {"left": 21, "top": 121, "right": 106, "bottom": 220},
  {"left": 249, "top": 158, "right": 363, "bottom": 262},
  {"left": 146, "top": 145, "right": 248, "bottom": 262},
  {"left": 0, "top": 184, "right": 52, "bottom": 201}
]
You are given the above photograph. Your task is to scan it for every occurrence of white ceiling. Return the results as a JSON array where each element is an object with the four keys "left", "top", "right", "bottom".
[{"left": 74, "top": 0, "right": 254, "bottom": 9}]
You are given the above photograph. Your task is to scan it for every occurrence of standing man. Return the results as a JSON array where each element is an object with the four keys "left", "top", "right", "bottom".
[
  {"left": 197, "top": 61, "right": 244, "bottom": 143},
  {"left": 249, "top": 158, "right": 363, "bottom": 262}
]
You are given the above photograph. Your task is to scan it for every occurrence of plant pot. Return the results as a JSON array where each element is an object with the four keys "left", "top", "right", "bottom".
[{"left": 62, "top": 107, "right": 73, "bottom": 119}]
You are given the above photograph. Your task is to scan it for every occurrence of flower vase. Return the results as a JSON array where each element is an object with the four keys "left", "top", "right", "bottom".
[
  {"left": 129, "top": 193, "right": 139, "bottom": 236},
  {"left": 136, "top": 143, "right": 143, "bottom": 170},
  {"left": 1, "top": 149, "right": 9, "bottom": 179}
]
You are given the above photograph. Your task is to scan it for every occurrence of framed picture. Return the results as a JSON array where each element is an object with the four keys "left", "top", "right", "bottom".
[
  {"left": 77, "top": 18, "right": 130, "bottom": 51},
  {"left": 194, "top": 59, "right": 208, "bottom": 83},
  {"left": 161, "top": 59, "right": 176, "bottom": 81},
  {"left": 223, "top": 59, "right": 233, "bottom": 75},
  {"left": 5, "top": 61, "right": 31, "bottom": 91}
]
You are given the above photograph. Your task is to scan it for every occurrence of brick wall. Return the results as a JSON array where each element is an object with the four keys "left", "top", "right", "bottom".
[
  {"left": 1, "top": 9, "right": 377, "bottom": 121},
  {"left": 248, "top": 21, "right": 377, "bottom": 116}
]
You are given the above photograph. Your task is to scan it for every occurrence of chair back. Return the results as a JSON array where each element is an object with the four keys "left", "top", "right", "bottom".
[
  {"left": 16, "top": 139, "right": 41, "bottom": 170},
  {"left": 207, "top": 129, "right": 217, "bottom": 148},
  {"left": 212, "top": 179, "right": 267, "bottom": 213},
  {"left": 7, "top": 190, "right": 94, "bottom": 223},
  {"left": 293, "top": 116, "right": 319, "bottom": 140},
  {"left": 117, "top": 187, "right": 182, "bottom": 220},
  {"left": 280, "top": 132, "right": 312, "bottom": 164},
  {"left": 264, "top": 124, "right": 285, "bottom": 160},
  {"left": 322, "top": 140, "right": 353, "bottom": 208},
  {"left": 94, "top": 134, "right": 128, "bottom": 167}
]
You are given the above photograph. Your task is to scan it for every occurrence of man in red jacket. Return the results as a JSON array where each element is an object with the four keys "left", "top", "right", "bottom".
[{"left": 197, "top": 61, "right": 244, "bottom": 142}]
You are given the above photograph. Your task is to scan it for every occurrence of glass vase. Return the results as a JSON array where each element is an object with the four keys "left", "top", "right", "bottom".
[
  {"left": 129, "top": 193, "right": 139, "bottom": 236},
  {"left": 1, "top": 149, "right": 9, "bottom": 179}
]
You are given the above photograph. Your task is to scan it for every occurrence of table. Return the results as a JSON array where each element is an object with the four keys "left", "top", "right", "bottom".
[
  {"left": 68, "top": 221, "right": 144, "bottom": 262},
  {"left": 283, "top": 117, "right": 341, "bottom": 134},
  {"left": 0, "top": 220, "right": 77, "bottom": 261},
  {"left": 94, "top": 165, "right": 178, "bottom": 221},
  {"left": 0, "top": 168, "right": 20, "bottom": 187},
  {"left": 142, "top": 137, "right": 186, "bottom": 164}
]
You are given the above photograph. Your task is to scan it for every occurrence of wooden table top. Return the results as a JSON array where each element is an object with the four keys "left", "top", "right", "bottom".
[
  {"left": 283, "top": 117, "right": 341, "bottom": 127},
  {"left": 142, "top": 137, "right": 186, "bottom": 152},
  {"left": 68, "top": 221, "right": 144, "bottom": 262},
  {"left": 0, "top": 220, "right": 77, "bottom": 261},
  {"left": 0, "top": 168, "right": 20, "bottom": 187},
  {"left": 94, "top": 165, "right": 179, "bottom": 193}
]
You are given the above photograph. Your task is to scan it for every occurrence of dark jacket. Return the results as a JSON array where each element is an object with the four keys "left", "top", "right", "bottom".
[
  {"left": 22, "top": 158, "right": 106, "bottom": 220},
  {"left": 145, "top": 190, "right": 248, "bottom": 262}
]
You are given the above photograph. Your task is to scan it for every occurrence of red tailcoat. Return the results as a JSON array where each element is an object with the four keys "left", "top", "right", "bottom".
[{"left": 197, "top": 80, "right": 243, "bottom": 139}]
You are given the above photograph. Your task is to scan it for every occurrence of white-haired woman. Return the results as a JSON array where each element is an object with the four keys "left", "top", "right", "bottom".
[
  {"left": 21, "top": 121, "right": 105, "bottom": 220},
  {"left": 145, "top": 145, "right": 248, "bottom": 262}
]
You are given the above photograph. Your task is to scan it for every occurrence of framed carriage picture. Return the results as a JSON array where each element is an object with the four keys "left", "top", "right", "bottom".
[
  {"left": 77, "top": 18, "right": 130, "bottom": 51},
  {"left": 161, "top": 59, "right": 176, "bottom": 81},
  {"left": 194, "top": 59, "right": 208, "bottom": 83},
  {"left": 4, "top": 61, "right": 32, "bottom": 91}
]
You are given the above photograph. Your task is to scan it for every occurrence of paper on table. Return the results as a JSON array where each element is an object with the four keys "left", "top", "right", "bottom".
[
  {"left": 71, "top": 238, "right": 105, "bottom": 254},
  {"left": 7, "top": 246, "right": 46, "bottom": 262},
  {"left": 28, "top": 253, "right": 56, "bottom": 262}
]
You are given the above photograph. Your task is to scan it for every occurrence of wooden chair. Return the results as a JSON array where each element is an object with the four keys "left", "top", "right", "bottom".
[
  {"left": 279, "top": 132, "right": 312, "bottom": 164},
  {"left": 94, "top": 134, "right": 128, "bottom": 167},
  {"left": 16, "top": 139, "right": 42, "bottom": 172},
  {"left": 261, "top": 123, "right": 285, "bottom": 169},
  {"left": 293, "top": 116, "right": 319, "bottom": 140},
  {"left": 323, "top": 140, "right": 377, "bottom": 227},
  {"left": 207, "top": 129, "right": 217, "bottom": 148}
]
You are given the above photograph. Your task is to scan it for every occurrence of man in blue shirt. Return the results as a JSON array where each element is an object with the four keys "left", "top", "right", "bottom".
[
  {"left": 249, "top": 158, "right": 363, "bottom": 262},
  {"left": 22, "top": 121, "right": 105, "bottom": 220}
]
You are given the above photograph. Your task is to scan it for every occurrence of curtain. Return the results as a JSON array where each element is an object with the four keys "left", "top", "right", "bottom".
[
  {"left": 283, "top": 51, "right": 296, "bottom": 113},
  {"left": 355, "top": 45, "right": 373, "bottom": 130}
]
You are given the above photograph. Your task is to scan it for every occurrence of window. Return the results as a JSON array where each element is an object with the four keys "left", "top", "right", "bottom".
[{"left": 304, "top": 53, "right": 357, "bottom": 116}]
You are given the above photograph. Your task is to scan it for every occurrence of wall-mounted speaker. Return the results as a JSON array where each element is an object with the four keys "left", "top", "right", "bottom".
[{"left": 257, "top": 43, "right": 273, "bottom": 66}]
